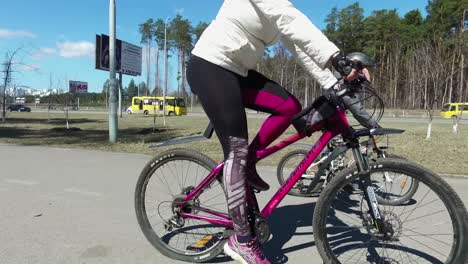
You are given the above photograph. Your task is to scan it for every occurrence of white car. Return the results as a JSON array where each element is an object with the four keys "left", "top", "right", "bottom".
[{"left": 126, "top": 106, "right": 133, "bottom": 114}]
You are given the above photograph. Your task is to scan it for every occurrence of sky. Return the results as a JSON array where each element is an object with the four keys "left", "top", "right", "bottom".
[{"left": 0, "top": 0, "right": 429, "bottom": 94}]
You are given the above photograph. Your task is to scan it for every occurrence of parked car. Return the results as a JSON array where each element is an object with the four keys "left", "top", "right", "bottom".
[{"left": 7, "top": 104, "right": 31, "bottom": 112}]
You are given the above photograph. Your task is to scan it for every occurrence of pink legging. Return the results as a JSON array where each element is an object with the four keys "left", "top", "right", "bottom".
[
  {"left": 187, "top": 55, "right": 302, "bottom": 237},
  {"left": 243, "top": 90, "right": 302, "bottom": 156}
]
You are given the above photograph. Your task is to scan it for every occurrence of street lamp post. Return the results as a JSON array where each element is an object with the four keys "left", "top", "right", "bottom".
[
  {"left": 163, "top": 17, "right": 170, "bottom": 126},
  {"left": 108, "top": 0, "right": 118, "bottom": 142}
]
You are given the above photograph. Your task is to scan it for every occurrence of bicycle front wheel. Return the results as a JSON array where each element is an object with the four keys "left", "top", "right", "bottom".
[
  {"left": 313, "top": 158, "right": 468, "bottom": 264},
  {"left": 135, "top": 149, "right": 228, "bottom": 262},
  {"left": 276, "top": 149, "right": 324, "bottom": 197},
  {"left": 370, "top": 154, "right": 419, "bottom": 206}
]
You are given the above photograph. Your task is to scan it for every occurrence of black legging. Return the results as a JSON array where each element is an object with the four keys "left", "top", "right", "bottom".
[{"left": 187, "top": 55, "right": 301, "bottom": 237}]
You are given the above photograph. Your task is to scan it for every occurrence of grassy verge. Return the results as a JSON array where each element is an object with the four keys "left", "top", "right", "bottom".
[{"left": 1, "top": 111, "right": 467, "bottom": 175}]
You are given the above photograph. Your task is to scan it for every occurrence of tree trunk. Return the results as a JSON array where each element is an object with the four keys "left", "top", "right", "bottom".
[
  {"left": 442, "top": 81, "right": 448, "bottom": 106},
  {"left": 449, "top": 53, "right": 456, "bottom": 103},
  {"left": 426, "top": 101, "right": 433, "bottom": 140},
  {"left": 66, "top": 110, "right": 69, "bottom": 129},
  {"left": 155, "top": 48, "right": 160, "bottom": 96},
  {"left": 181, "top": 50, "right": 187, "bottom": 98},
  {"left": 411, "top": 55, "right": 416, "bottom": 108},
  {"left": 392, "top": 47, "right": 400, "bottom": 109},
  {"left": 424, "top": 75, "right": 428, "bottom": 110},
  {"left": 460, "top": 53, "right": 464, "bottom": 102},
  {"left": 426, "top": 120, "right": 432, "bottom": 140},
  {"left": 64, "top": 100, "right": 70, "bottom": 130},
  {"left": 280, "top": 67, "right": 284, "bottom": 86},
  {"left": 146, "top": 44, "right": 151, "bottom": 96},
  {"left": 292, "top": 63, "right": 297, "bottom": 93},
  {"left": 2, "top": 59, "right": 12, "bottom": 123},
  {"left": 177, "top": 48, "right": 181, "bottom": 97},
  {"left": 304, "top": 78, "right": 309, "bottom": 108}
]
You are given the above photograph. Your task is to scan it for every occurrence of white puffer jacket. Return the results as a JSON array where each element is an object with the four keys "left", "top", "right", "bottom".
[{"left": 192, "top": 0, "right": 340, "bottom": 89}]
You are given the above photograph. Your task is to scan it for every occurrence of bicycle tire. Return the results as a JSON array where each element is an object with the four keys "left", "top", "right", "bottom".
[
  {"left": 276, "top": 149, "right": 323, "bottom": 197},
  {"left": 135, "top": 149, "right": 228, "bottom": 262},
  {"left": 313, "top": 158, "right": 468, "bottom": 264}
]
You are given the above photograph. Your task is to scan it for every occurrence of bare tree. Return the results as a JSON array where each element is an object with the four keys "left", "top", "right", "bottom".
[
  {"left": 425, "top": 98, "right": 437, "bottom": 140},
  {"left": 452, "top": 109, "right": 463, "bottom": 134},
  {"left": 54, "top": 77, "right": 74, "bottom": 129},
  {"left": 1, "top": 48, "right": 21, "bottom": 123},
  {"left": 55, "top": 92, "right": 74, "bottom": 129},
  {"left": 47, "top": 73, "right": 54, "bottom": 122}
]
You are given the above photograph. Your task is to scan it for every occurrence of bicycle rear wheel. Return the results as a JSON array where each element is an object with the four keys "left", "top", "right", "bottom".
[
  {"left": 313, "top": 158, "right": 468, "bottom": 264},
  {"left": 135, "top": 149, "right": 228, "bottom": 262}
]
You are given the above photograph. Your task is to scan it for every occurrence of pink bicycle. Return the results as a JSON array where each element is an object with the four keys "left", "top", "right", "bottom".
[{"left": 135, "top": 81, "right": 468, "bottom": 263}]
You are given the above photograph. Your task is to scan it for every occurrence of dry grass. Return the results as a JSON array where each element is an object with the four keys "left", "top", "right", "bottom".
[{"left": 1, "top": 111, "right": 467, "bottom": 175}]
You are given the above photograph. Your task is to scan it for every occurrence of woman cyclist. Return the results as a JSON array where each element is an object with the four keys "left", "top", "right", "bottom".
[{"left": 187, "top": 1, "right": 370, "bottom": 263}]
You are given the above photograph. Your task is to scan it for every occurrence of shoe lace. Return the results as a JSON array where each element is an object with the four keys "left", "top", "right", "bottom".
[{"left": 246, "top": 240, "right": 266, "bottom": 260}]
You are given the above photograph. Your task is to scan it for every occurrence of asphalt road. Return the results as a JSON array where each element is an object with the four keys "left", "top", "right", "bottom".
[{"left": 1, "top": 145, "right": 467, "bottom": 264}]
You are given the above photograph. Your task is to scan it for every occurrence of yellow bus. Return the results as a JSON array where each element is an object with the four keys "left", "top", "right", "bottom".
[
  {"left": 129, "top": 96, "right": 161, "bottom": 115},
  {"left": 129, "top": 96, "right": 187, "bottom": 116},
  {"left": 156, "top": 96, "right": 187, "bottom": 116},
  {"left": 440, "top": 103, "right": 468, "bottom": 119}
]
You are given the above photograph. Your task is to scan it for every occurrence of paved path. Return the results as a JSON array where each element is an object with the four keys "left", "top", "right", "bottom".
[{"left": 0, "top": 145, "right": 467, "bottom": 264}]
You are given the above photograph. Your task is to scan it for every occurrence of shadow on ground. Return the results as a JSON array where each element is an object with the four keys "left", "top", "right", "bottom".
[
  {"left": 264, "top": 202, "right": 316, "bottom": 263},
  {"left": 3, "top": 117, "right": 105, "bottom": 125},
  {"left": 206, "top": 202, "right": 316, "bottom": 264},
  {"left": 0, "top": 126, "right": 186, "bottom": 145}
]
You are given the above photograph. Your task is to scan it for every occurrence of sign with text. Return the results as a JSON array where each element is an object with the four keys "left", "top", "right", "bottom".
[
  {"left": 69, "top": 81, "right": 88, "bottom": 93},
  {"left": 120, "top": 41, "right": 142, "bottom": 76},
  {"left": 95, "top": 34, "right": 142, "bottom": 76}
]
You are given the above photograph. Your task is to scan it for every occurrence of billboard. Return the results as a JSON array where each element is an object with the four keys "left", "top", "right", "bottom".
[
  {"left": 69, "top": 81, "right": 88, "bottom": 93},
  {"left": 95, "top": 34, "right": 142, "bottom": 76}
]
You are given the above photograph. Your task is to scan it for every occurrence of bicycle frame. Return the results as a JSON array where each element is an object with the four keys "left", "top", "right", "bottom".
[{"left": 179, "top": 107, "right": 354, "bottom": 228}]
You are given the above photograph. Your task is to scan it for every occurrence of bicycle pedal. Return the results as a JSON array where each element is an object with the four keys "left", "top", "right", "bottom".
[{"left": 186, "top": 234, "right": 221, "bottom": 252}]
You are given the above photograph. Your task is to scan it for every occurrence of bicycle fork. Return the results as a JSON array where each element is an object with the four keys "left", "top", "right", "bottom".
[{"left": 351, "top": 147, "right": 386, "bottom": 234}]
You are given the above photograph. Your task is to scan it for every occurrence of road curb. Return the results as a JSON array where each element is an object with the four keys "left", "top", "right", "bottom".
[{"left": 439, "top": 173, "right": 468, "bottom": 179}]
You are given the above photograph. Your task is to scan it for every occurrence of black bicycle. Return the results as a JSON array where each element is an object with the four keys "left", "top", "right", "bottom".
[{"left": 277, "top": 133, "right": 419, "bottom": 206}]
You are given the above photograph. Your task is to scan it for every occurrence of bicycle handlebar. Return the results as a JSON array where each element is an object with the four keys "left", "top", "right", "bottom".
[{"left": 205, "top": 79, "right": 380, "bottom": 139}]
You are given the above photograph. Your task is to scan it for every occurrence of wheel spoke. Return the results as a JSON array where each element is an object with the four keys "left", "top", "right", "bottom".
[
  {"left": 403, "top": 209, "right": 446, "bottom": 224},
  {"left": 138, "top": 155, "right": 227, "bottom": 257},
  {"left": 318, "top": 161, "right": 462, "bottom": 264},
  {"left": 401, "top": 227, "right": 452, "bottom": 246}
]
